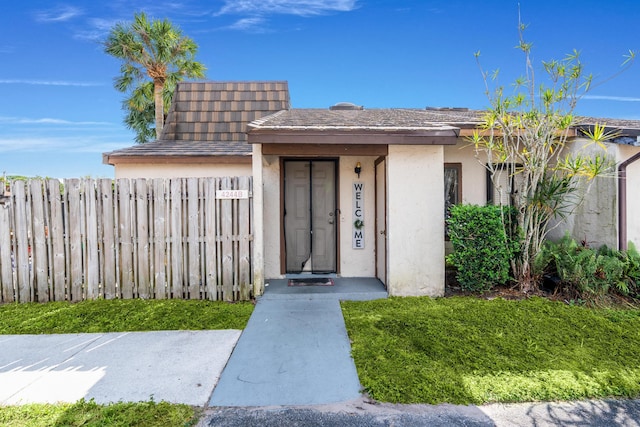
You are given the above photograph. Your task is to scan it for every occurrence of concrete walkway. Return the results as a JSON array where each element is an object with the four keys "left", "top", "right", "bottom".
[
  {"left": 0, "top": 330, "right": 240, "bottom": 406},
  {"left": 209, "top": 277, "right": 387, "bottom": 406}
]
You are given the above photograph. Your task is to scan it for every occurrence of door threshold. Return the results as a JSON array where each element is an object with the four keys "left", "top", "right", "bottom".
[{"left": 284, "top": 273, "right": 338, "bottom": 279}]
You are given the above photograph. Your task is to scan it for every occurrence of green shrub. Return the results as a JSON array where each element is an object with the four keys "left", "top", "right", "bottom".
[
  {"left": 537, "top": 234, "right": 639, "bottom": 299},
  {"left": 446, "top": 204, "right": 513, "bottom": 291}
]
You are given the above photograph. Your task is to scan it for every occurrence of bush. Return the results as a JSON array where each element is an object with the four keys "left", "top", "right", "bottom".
[
  {"left": 537, "top": 235, "right": 640, "bottom": 299},
  {"left": 447, "top": 204, "right": 513, "bottom": 291}
]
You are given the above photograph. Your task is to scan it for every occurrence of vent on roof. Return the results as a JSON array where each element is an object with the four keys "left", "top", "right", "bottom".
[
  {"left": 425, "top": 107, "right": 469, "bottom": 112},
  {"left": 330, "top": 102, "right": 364, "bottom": 111}
]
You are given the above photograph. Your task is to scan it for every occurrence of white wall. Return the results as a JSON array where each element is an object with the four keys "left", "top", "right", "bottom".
[
  {"left": 443, "top": 142, "right": 487, "bottom": 205},
  {"left": 546, "top": 139, "right": 617, "bottom": 247},
  {"left": 338, "top": 157, "right": 377, "bottom": 277},
  {"left": 387, "top": 145, "right": 444, "bottom": 297},
  {"left": 619, "top": 144, "right": 640, "bottom": 249},
  {"left": 252, "top": 145, "right": 266, "bottom": 296},
  {"left": 113, "top": 162, "right": 252, "bottom": 179},
  {"left": 261, "top": 154, "right": 282, "bottom": 279}
]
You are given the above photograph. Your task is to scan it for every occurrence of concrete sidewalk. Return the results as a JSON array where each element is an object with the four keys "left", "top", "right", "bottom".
[
  {"left": 209, "top": 298, "right": 361, "bottom": 406},
  {"left": 0, "top": 330, "right": 240, "bottom": 406},
  {"left": 209, "top": 277, "right": 387, "bottom": 407}
]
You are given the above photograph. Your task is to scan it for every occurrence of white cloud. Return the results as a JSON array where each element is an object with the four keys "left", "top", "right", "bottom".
[
  {"left": 582, "top": 95, "right": 640, "bottom": 102},
  {"left": 0, "top": 79, "right": 103, "bottom": 87},
  {"left": 225, "top": 17, "right": 268, "bottom": 31},
  {"left": 218, "top": 0, "right": 359, "bottom": 16},
  {"left": 0, "top": 136, "right": 129, "bottom": 153},
  {"left": 35, "top": 5, "right": 83, "bottom": 22},
  {"left": 0, "top": 116, "right": 113, "bottom": 126}
]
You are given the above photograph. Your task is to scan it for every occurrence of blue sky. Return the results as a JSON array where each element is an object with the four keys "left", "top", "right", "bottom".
[{"left": 1, "top": 0, "right": 639, "bottom": 178}]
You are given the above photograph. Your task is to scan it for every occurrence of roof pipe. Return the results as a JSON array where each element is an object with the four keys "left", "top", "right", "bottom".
[{"left": 618, "top": 150, "right": 640, "bottom": 250}]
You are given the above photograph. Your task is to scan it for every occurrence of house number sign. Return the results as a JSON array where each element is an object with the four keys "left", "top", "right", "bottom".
[
  {"left": 216, "top": 189, "right": 249, "bottom": 199},
  {"left": 353, "top": 182, "right": 364, "bottom": 249}
]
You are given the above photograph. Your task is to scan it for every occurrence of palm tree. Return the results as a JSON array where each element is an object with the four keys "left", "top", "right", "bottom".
[{"left": 104, "top": 12, "right": 205, "bottom": 141}]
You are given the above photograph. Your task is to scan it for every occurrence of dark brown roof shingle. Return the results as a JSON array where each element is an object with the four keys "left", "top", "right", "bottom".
[{"left": 104, "top": 81, "right": 290, "bottom": 162}]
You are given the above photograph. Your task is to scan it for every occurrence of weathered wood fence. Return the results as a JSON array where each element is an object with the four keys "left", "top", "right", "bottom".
[{"left": 0, "top": 177, "right": 253, "bottom": 303}]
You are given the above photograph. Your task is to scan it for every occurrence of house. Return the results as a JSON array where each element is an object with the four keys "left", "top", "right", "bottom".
[{"left": 103, "top": 81, "right": 640, "bottom": 298}]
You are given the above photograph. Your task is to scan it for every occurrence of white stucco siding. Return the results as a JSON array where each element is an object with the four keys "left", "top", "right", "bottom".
[
  {"left": 620, "top": 144, "right": 640, "bottom": 249},
  {"left": 443, "top": 142, "right": 487, "bottom": 205},
  {"left": 546, "top": 139, "right": 618, "bottom": 247},
  {"left": 338, "top": 157, "right": 376, "bottom": 277},
  {"left": 260, "top": 155, "right": 282, "bottom": 280},
  {"left": 252, "top": 145, "right": 266, "bottom": 296},
  {"left": 113, "top": 163, "right": 252, "bottom": 179},
  {"left": 386, "top": 145, "right": 444, "bottom": 297}
]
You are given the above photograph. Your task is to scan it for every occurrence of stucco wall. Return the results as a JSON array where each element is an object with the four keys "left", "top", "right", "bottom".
[
  {"left": 443, "top": 142, "right": 487, "bottom": 205},
  {"left": 260, "top": 154, "right": 282, "bottom": 279},
  {"left": 546, "top": 139, "right": 618, "bottom": 248},
  {"left": 443, "top": 142, "right": 487, "bottom": 254},
  {"left": 452, "top": 137, "right": 622, "bottom": 249},
  {"left": 113, "top": 162, "right": 252, "bottom": 179},
  {"left": 338, "top": 157, "right": 376, "bottom": 277},
  {"left": 387, "top": 145, "right": 444, "bottom": 297},
  {"left": 619, "top": 144, "right": 640, "bottom": 249}
]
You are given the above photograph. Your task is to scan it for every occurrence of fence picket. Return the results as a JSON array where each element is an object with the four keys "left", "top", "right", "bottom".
[
  {"left": 100, "top": 179, "right": 117, "bottom": 299},
  {"left": 135, "top": 178, "right": 150, "bottom": 299},
  {"left": 238, "top": 176, "right": 251, "bottom": 300},
  {"left": 186, "top": 178, "right": 200, "bottom": 299},
  {"left": 204, "top": 178, "right": 218, "bottom": 300},
  {"left": 118, "top": 179, "right": 134, "bottom": 299},
  {"left": 220, "top": 177, "right": 234, "bottom": 302},
  {"left": 84, "top": 179, "right": 100, "bottom": 299},
  {"left": 0, "top": 201, "right": 13, "bottom": 302},
  {"left": 48, "top": 180, "right": 66, "bottom": 301},
  {"left": 152, "top": 179, "right": 167, "bottom": 299},
  {"left": 169, "top": 179, "right": 184, "bottom": 298},
  {"left": 12, "top": 182, "right": 30, "bottom": 302},
  {"left": 29, "top": 181, "right": 49, "bottom": 302}
]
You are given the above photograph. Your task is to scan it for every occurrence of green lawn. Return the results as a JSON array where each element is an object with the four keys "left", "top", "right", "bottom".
[
  {"left": 341, "top": 296, "right": 640, "bottom": 405},
  {"left": 0, "top": 299, "right": 253, "bottom": 426},
  {"left": 0, "top": 399, "right": 199, "bottom": 427},
  {"left": 0, "top": 299, "right": 254, "bottom": 334}
]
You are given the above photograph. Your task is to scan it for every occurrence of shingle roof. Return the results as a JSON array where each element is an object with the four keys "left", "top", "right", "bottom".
[
  {"left": 161, "top": 81, "right": 290, "bottom": 142},
  {"left": 248, "top": 108, "right": 467, "bottom": 132},
  {"left": 104, "top": 81, "right": 289, "bottom": 162}
]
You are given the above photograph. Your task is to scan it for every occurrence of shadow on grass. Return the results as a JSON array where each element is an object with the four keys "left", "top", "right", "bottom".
[{"left": 342, "top": 297, "right": 640, "bottom": 405}]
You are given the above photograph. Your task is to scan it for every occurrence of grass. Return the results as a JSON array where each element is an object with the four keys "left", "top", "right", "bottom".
[
  {"left": 0, "top": 299, "right": 254, "bottom": 334},
  {"left": 0, "top": 399, "right": 199, "bottom": 427},
  {"left": 0, "top": 299, "right": 253, "bottom": 426},
  {"left": 341, "top": 296, "right": 640, "bottom": 405}
]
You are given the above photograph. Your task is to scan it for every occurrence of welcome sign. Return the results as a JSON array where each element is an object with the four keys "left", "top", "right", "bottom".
[{"left": 353, "top": 182, "right": 364, "bottom": 249}]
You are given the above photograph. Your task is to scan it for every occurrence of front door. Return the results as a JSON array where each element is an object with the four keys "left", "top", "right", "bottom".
[{"left": 284, "top": 160, "right": 337, "bottom": 273}]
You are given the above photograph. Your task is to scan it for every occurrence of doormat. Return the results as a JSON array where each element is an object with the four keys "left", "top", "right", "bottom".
[{"left": 288, "top": 278, "right": 335, "bottom": 287}]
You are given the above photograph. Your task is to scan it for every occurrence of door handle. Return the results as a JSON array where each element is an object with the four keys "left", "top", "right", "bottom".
[
  {"left": 380, "top": 230, "right": 386, "bottom": 235},
  {"left": 329, "top": 219, "right": 335, "bottom": 224}
]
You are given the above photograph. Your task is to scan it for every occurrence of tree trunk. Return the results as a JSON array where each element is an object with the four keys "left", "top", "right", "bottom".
[{"left": 154, "top": 80, "right": 164, "bottom": 140}]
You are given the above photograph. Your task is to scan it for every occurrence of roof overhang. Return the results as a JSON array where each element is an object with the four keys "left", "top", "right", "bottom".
[
  {"left": 248, "top": 127, "right": 460, "bottom": 145},
  {"left": 103, "top": 153, "right": 251, "bottom": 166}
]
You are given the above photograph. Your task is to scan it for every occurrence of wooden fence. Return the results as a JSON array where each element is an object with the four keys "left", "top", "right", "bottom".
[{"left": 0, "top": 177, "right": 253, "bottom": 303}]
